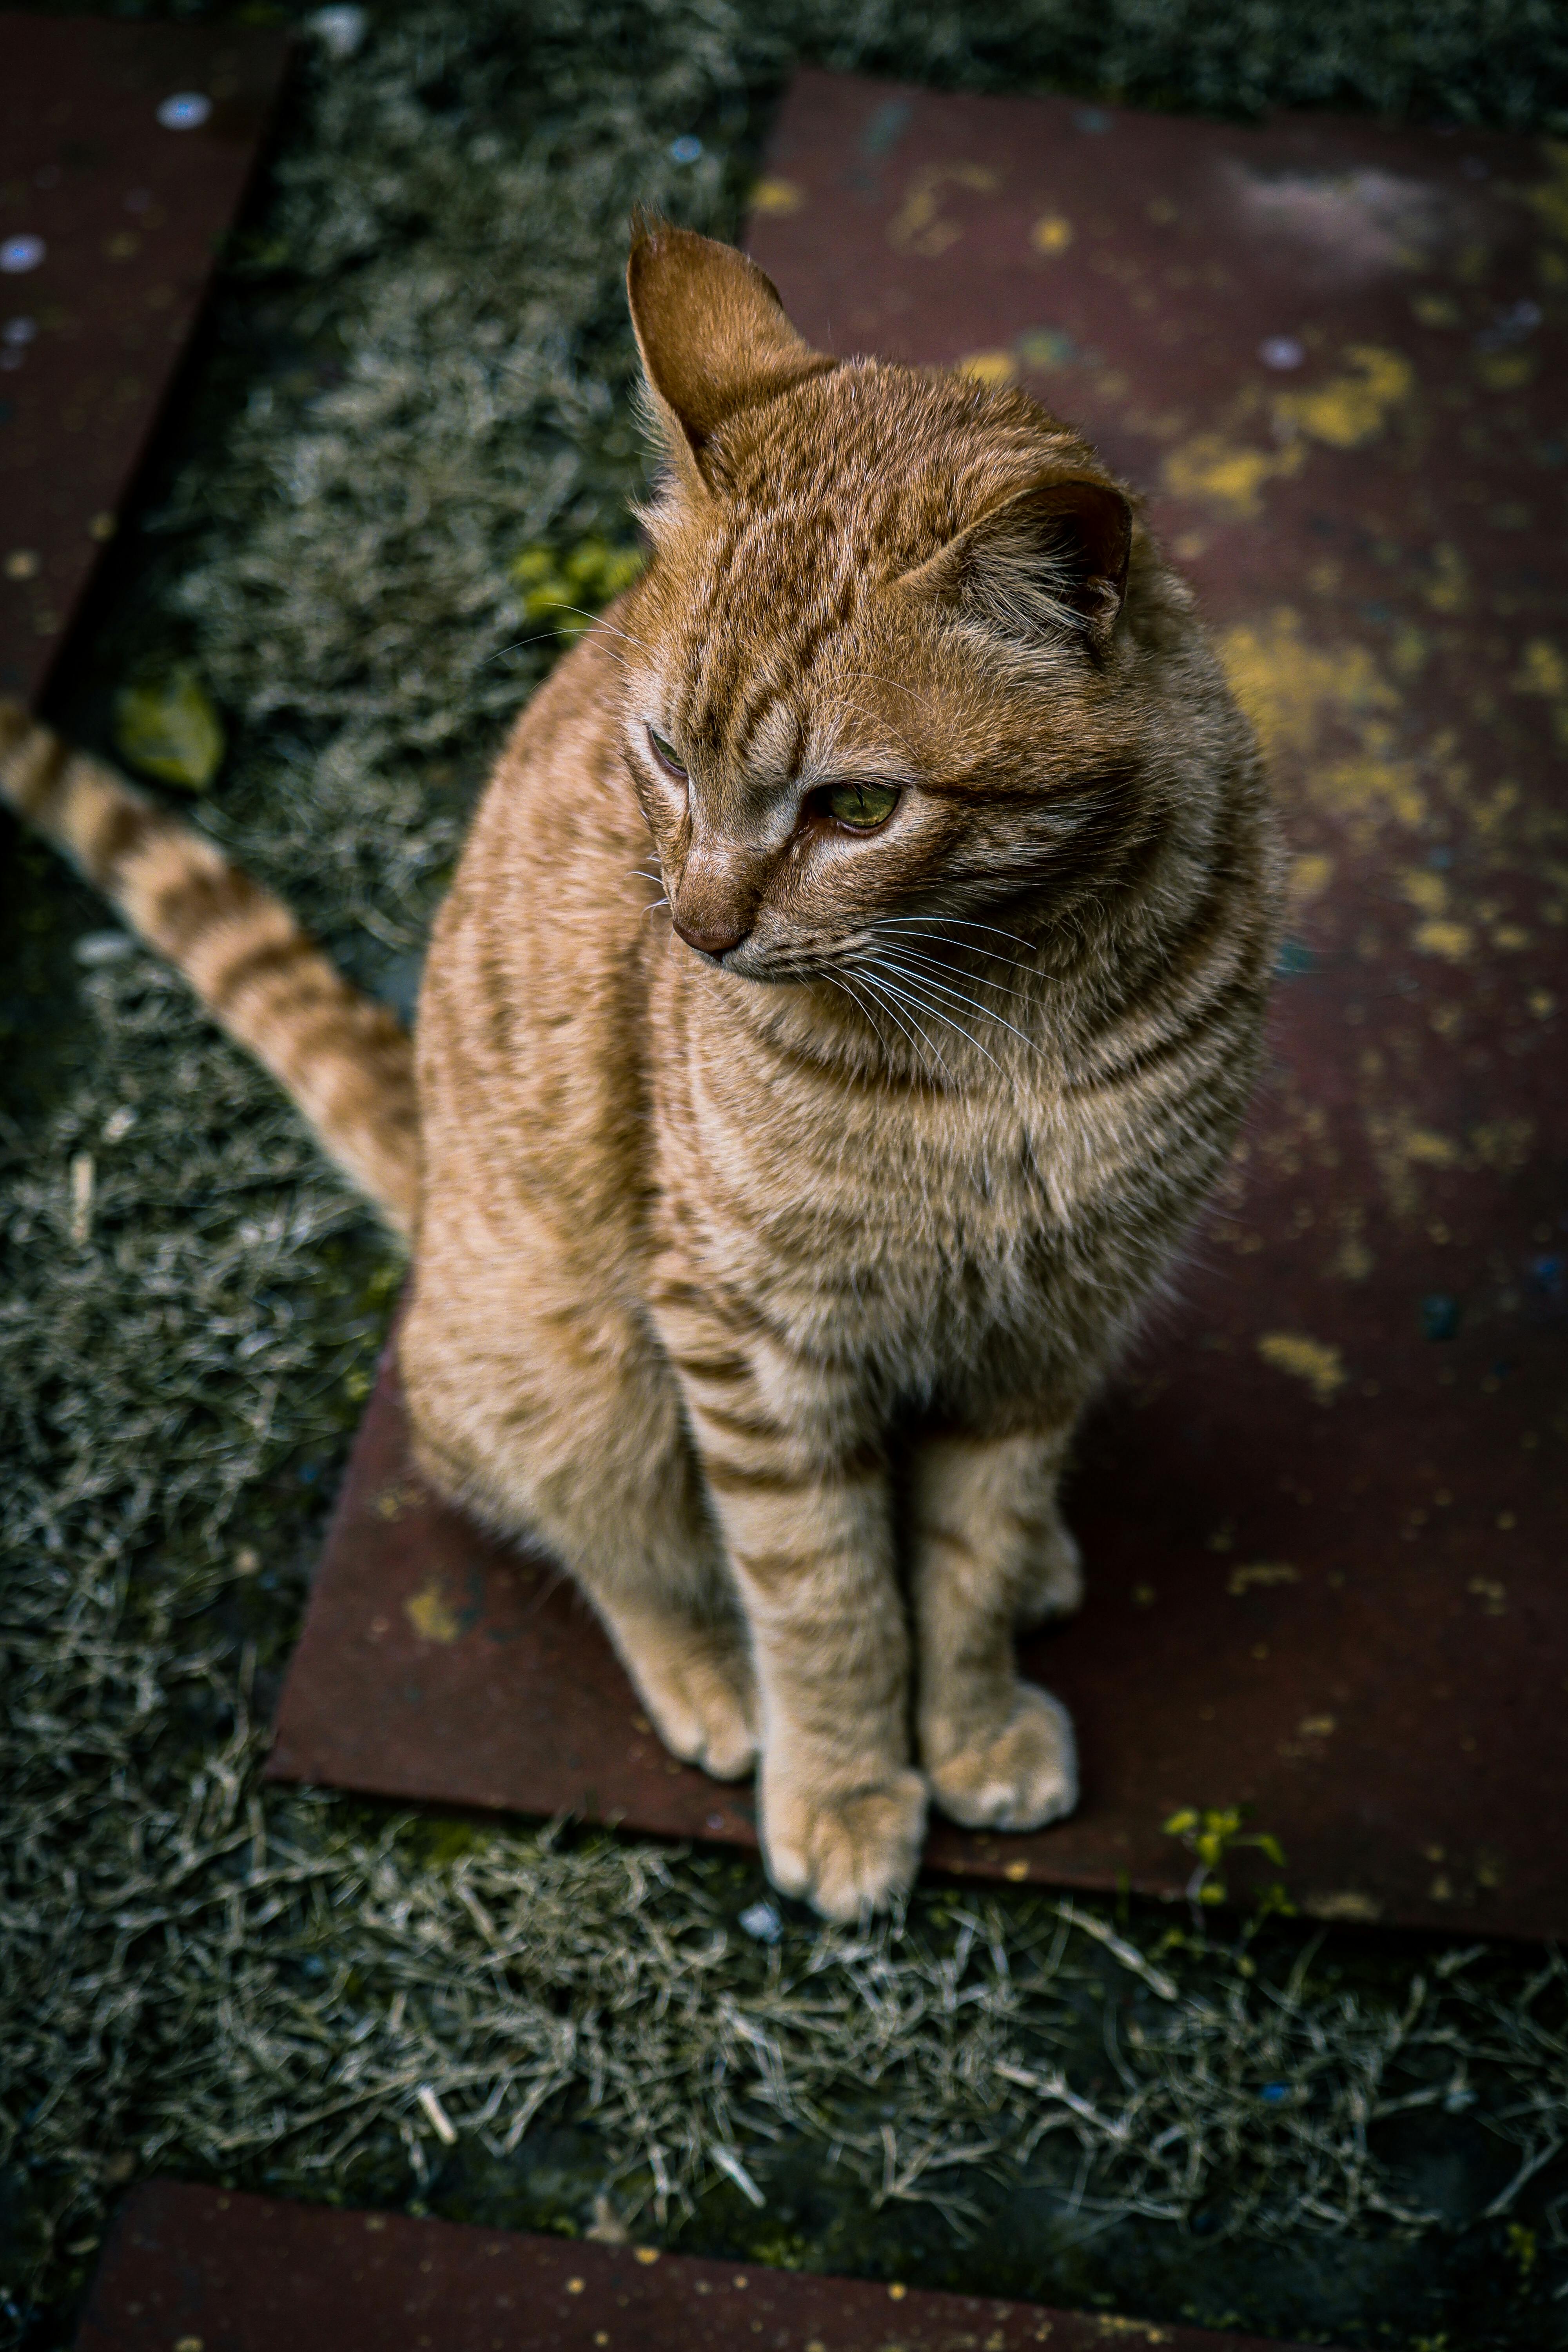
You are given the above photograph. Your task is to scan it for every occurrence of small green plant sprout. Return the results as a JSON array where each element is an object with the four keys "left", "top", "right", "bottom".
[
  {"left": 113, "top": 664, "right": 225, "bottom": 790},
  {"left": 1162, "top": 1804, "right": 1289, "bottom": 1914},
  {"left": 509, "top": 539, "right": 645, "bottom": 639},
  {"left": 1506, "top": 2220, "right": 1537, "bottom": 2281}
]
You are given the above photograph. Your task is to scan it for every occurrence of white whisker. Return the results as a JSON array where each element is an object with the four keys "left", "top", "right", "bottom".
[
  {"left": 868, "top": 936, "right": 1038, "bottom": 1003},
  {"left": 826, "top": 972, "right": 895, "bottom": 1073},
  {"left": 862, "top": 960, "right": 1002, "bottom": 1069},
  {"left": 546, "top": 604, "right": 654, "bottom": 655},
  {"left": 876, "top": 915, "right": 1038, "bottom": 954},
  {"left": 855, "top": 969, "right": 950, "bottom": 1084},
  {"left": 868, "top": 954, "right": 1036, "bottom": 1059},
  {"left": 478, "top": 629, "right": 575, "bottom": 668}
]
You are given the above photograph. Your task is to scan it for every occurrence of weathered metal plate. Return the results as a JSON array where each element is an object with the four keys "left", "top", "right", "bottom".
[
  {"left": 0, "top": 11, "right": 289, "bottom": 704},
  {"left": 76, "top": 2180, "right": 1330, "bottom": 2351},
  {"left": 270, "top": 76, "right": 1568, "bottom": 1939}
]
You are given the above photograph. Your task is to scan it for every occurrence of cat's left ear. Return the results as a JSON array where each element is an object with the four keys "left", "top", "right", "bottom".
[
  {"left": 900, "top": 476, "right": 1133, "bottom": 660},
  {"left": 627, "top": 220, "right": 836, "bottom": 492}
]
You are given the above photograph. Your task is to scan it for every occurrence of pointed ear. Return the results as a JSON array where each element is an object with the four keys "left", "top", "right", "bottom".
[
  {"left": 900, "top": 476, "right": 1133, "bottom": 659},
  {"left": 627, "top": 220, "right": 835, "bottom": 488}
]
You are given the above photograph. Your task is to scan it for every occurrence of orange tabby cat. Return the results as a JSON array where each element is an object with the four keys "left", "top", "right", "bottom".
[{"left": 1, "top": 223, "right": 1280, "bottom": 1919}]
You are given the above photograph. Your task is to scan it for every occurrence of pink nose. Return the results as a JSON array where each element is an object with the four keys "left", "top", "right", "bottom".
[{"left": 672, "top": 914, "right": 750, "bottom": 958}]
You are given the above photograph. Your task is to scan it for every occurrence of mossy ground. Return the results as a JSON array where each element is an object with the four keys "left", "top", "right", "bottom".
[{"left": 6, "top": 4, "right": 1568, "bottom": 2347}]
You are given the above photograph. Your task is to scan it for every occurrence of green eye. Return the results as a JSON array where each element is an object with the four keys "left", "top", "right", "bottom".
[
  {"left": 647, "top": 726, "right": 687, "bottom": 777},
  {"left": 821, "top": 781, "right": 899, "bottom": 831}
]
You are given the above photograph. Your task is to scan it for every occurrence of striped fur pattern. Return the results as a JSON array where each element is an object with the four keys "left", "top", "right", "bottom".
[
  {"left": 402, "top": 228, "right": 1282, "bottom": 1918},
  {"left": 0, "top": 702, "right": 418, "bottom": 1233},
  {"left": 5, "top": 227, "right": 1280, "bottom": 1919}
]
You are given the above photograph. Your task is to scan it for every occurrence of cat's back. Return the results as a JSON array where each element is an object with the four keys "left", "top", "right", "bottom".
[{"left": 414, "top": 617, "right": 658, "bottom": 1246}]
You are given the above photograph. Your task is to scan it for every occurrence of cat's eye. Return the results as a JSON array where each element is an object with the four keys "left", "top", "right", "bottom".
[
  {"left": 817, "top": 780, "right": 900, "bottom": 832},
  {"left": 646, "top": 726, "right": 687, "bottom": 778}
]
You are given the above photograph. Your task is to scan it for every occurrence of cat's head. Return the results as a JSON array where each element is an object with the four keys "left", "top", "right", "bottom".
[{"left": 618, "top": 221, "right": 1169, "bottom": 986}]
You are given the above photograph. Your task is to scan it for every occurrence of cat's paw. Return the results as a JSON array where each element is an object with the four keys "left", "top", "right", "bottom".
[
  {"left": 926, "top": 1684, "right": 1078, "bottom": 1831},
  {"left": 762, "top": 1769, "right": 928, "bottom": 1922},
  {"left": 631, "top": 1631, "right": 758, "bottom": 1781},
  {"left": 1014, "top": 1512, "right": 1085, "bottom": 1628}
]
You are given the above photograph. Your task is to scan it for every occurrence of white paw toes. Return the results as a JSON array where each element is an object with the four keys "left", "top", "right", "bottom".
[
  {"left": 926, "top": 1684, "right": 1078, "bottom": 1831},
  {"left": 762, "top": 1769, "right": 928, "bottom": 1922},
  {"left": 633, "top": 1641, "right": 758, "bottom": 1782}
]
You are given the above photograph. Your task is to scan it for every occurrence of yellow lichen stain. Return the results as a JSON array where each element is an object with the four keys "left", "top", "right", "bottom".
[
  {"left": 1227, "top": 1561, "right": 1301, "bottom": 1595},
  {"left": 1412, "top": 918, "right": 1474, "bottom": 960},
  {"left": 405, "top": 1580, "right": 463, "bottom": 1643},
  {"left": 1091, "top": 2321, "right": 1171, "bottom": 2343},
  {"left": 1314, "top": 751, "right": 1426, "bottom": 831},
  {"left": 1030, "top": 212, "right": 1074, "bottom": 254},
  {"left": 1290, "top": 851, "right": 1334, "bottom": 901},
  {"left": 888, "top": 163, "right": 1000, "bottom": 257},
  {"left": 1512, "top": 640, "right": 1568, "bottom": 750},
  {"left": 957, "top": 348, "right": 1019, "bottom": 387},
  {"left": 1468, "top": 1576, "right": 1507, "bottom": 1616},
  {"left": 1469, "top": 780, "right": 1523, "bottom": 838},
  {"left": 1468, "top": 1117, "right": 1535, "bottom": 1171},
  {"left": 1257, "top": 1331, "right": 1347, "bottom": 1403},
  {"left": 1366, "top": 1110, "right": 1460, "bottom": 1218},
  {"left": 1332, "top": 1232, "right": 1375, "bottom": 1281},
  {"left": 1477, "top": 350, "right": 1536, "bottom": 391},
  {"left": 1530, "top": 988, "right": 1556, "bottom": 1016},
  {"left": 1401, "top": 867, "right": 1448, "bottom": 915},
  {"left": 1390, "top": 623, "right": 1430, "bottom": 679},
  {"left": 1492, "top": 923, "right": 1531, "bottom": 950},
  {"left": 1218, "top": 608, "right": 1398, "bottom": 764},
  {"left": 1525, "top": 139, "right": 1568, "bottom": 241},
  {"left": 1161, "top": 432, "right": 1305, "bottom": 517},
  {"left": 1273, "top": 344, "right": 1413, "bottom": 450},
  {"left": 1515, "top": 637, "right": 1568, "bottom": 698},
  {"left": 1411, "top": 290, "right": 1462, "bottom": 327},
  {"left": 1299, "top": 1714, "right": 1337, "bottom": 1736},
  {"left": 1423, "top": 542, "right": 1468, "bottom": 613},
  {"left": 749, "top": 176, "right": 804, "bottom": 215}
]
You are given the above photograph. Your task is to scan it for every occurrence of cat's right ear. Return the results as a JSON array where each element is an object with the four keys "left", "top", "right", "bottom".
[{"left": 627, "top": 220, "right": 835, "bottom": 495}]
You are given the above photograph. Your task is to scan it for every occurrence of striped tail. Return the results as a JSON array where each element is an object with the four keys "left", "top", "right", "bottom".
[{"left": 0, "top": 701, "right": 419, "bottom": 1237}]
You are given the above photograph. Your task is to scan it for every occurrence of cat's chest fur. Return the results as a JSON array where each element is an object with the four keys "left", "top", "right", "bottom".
[{"left": 645, "top": 965, "right": 1165, "bottom": 1393}]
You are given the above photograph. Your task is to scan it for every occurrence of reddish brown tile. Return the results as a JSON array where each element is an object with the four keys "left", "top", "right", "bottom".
[
  {"left": 0, "top": 11, "right": 289, "bottom": 704},
  {"left": 269, "top": 76, "right": 1568, "bottom": 1941},
  {"left": 76, "top": 2181, "right": 1331, "bottom": 2352}
]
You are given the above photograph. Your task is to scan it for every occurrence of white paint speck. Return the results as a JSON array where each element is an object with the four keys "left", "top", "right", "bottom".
[{"left": 157, "top": 93, "right": 212, "bottom": 131}]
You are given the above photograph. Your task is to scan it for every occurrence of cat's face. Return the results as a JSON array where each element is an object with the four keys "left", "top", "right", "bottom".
[{"left": 618, "top": 225, "right": 1145, "bottom": 986}]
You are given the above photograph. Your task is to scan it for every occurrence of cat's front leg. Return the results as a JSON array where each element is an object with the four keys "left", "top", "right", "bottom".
[
  {"left": 655, "top": 1288, "right": 925, "bottom": 1921},
  {"left": 911, "top": 1427, "right": 1081, "bottom": 1832}
]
